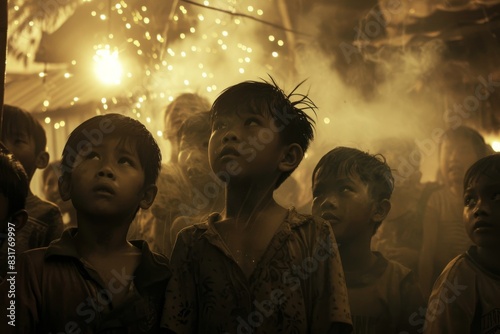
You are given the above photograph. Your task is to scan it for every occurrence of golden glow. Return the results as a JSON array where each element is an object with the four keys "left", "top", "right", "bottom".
[
  {"left": 93, "top": 45, "right": 123, "bottom": 85},
  {"left": 492, "top": 141, "right": 500, "bottom": 152}
]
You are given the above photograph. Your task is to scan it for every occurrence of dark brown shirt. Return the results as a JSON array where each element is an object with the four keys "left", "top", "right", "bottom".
[{"left": 15, "top": 228, "right": 171, "bottom": 333}]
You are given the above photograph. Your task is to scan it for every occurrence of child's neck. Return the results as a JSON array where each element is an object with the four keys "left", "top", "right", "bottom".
[
  {"left": 223, "top": 181, "right": 277, "bottom": 223},
  {"left": 75, "top": 216, "right": 133, "bottom": 256},
  {"left": 476, "top": 247, "right": 500, "bottom": 275},
  {"left": 338, "top": 235, "right": 377, "bottom": 273}
]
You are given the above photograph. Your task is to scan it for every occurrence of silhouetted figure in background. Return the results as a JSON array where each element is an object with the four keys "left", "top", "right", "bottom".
[
  {"left": 0, "top": 148, "right": 29, "bottom": 333},
  {"left": 0, "top": 105, "right": 63, "bottom": 252},
  {"left": 163, "top": 93, "right": 211, "bottom": 163},
  {"left": 371, "top": 137, "right": 439, "bottom": 273},
  {"left": 312, "top": 146, "right": 425, "bottom": 334},
  {"left": 167, "top": 112, "right": 224, "bottom": 257},
  {"left": 42, "top": 159, "right": 77, "bottom": 228},
  {"left": 419, "top": 126, "right": 490, "bottom": 297}
]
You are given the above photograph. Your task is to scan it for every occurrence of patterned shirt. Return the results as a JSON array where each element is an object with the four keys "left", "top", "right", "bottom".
[{"left": 161, "top": 208, "right": 352, "bottom": 333}]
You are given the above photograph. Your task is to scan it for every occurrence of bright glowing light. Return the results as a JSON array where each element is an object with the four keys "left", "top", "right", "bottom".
[
  {"left": 157, "top": 130, "right": 163, "bottom": 137},
  {"left": 93, "top": 45, "right": 123, "bottom": 85},
  {"left": 324, "top": 117, "right": 331, "bottom": 124},
  {"left": 43, "top": 100, "right": 49, "bottom": 107},
  {"left": 492, "top": 141, "right": 500, "bottom": 152},
  {"left": 272, "top": 51, "right": 278, "bottom": 57},
  {"left": 44, "top": 117, "right": 51, "bottom": 124}
]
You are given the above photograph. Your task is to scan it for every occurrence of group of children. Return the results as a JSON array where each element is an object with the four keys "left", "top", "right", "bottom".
[{"left": 0, "top": 77, "right": 498, "bottom": 333}]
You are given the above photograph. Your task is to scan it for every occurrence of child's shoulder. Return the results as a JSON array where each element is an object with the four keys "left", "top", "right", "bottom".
[
  {"left": 25, "top": 194, "right": 62, "bottom": 218},
  {"left": 287, "top": 208, "right": 329, "bottom": 229},
  {"left": 436, "top": 251, "right": 476, "bottom": 282}
]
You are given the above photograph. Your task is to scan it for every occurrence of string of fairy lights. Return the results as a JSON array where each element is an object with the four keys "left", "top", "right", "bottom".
[{"left": 11, "top": 0, "right": 295, "bottom": 139}]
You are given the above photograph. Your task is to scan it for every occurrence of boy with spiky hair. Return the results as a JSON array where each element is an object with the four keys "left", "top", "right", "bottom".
[
  {"left": 424, "top": 154, "right": 500, "bottom": 333},
  {"left": 16, "top": 114, "right": 170, "bottom": 333},
  {"left": 162, "top": 78, "right": 352, "bottom": 333},
  {"left": 312, "top": 147, "right": 425, "bottom": 334},
  {"left": 0, "top": 105, "right": 63, "bottom": 252}
]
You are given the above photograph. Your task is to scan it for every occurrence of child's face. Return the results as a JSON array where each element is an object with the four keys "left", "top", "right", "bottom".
[
  {"left": 208, "top": 110, "right": 285, "bottom": 183},
  {"left": 463, "top": 174, "right": 500, "bottom": 250},
  {"left": 164, "top": 97, "right": 207, "bottom": 140},
  {"left": 42, "top": 169, "right": 60, "bottom": 204},
  {"left": 312, "top": 171, "right": 376, "bottom": 242},
  {"left": 178, "top": 132, "right": 210, "bottom": 179},
  {"left": 2, "top": 130, "right": 38, "bottom": 178},
  {"left": 440, "top": 138, "right": 479, "bottom": 188},
  {"left": 63, "top": 137, "right": 148, "bottom": 218}
]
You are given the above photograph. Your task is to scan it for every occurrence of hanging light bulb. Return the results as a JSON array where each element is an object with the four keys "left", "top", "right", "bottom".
[{"left": 93, "top": 44, "right": 123, "bottom": 85}]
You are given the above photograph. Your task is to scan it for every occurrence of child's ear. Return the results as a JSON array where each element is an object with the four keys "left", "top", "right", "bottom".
[
  {"left": 59, "top": 174, "right": 72, "bottom": 201},
  {"left": 139, "top": 184, "right": 158, "bottom": 210},
  {"left": 278, "top": 143, "right": 304, "bottom": 173},
  {"left": 11, "top": 209, "right": 28, "bottom": 231},
  {"left": 35, "top": 151, "right": 50, "bottom": 169},
  {"left": 372, "top": 199, "right": 391, "bottom": 223}
]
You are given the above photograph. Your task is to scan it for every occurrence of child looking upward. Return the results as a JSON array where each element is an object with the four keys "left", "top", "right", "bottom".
[
  {"left": 312, "top": 147, "right": 425, "bottom": 334},
  {"left": 16, "top": 114, "right": 170, "bottom": 333},
  {"left": 424, "top": 154, "right": 500, "bottom": 333},
  {"left": 162, "top": 78, "right": 352, "bottom": 333}
]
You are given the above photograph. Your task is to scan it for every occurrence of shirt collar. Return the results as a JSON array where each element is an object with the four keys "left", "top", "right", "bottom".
[{"left": 45, "top": 228, "right": 170, "bottom": 289}]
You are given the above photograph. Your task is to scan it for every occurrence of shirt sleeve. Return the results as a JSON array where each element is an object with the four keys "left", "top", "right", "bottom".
[
  {"left": 423, "top": 257, "right": 475, "bottom": 334},
  {"left": 161, "top": 230, "right": 198, "bottom": 334},
  {"left": 310, "top": 220, "right": 353, "bottom": 334}
]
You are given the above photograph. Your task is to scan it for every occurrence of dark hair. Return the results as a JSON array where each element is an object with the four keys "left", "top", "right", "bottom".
[
  {"left": 463, "top": 153, "right": 500, "bottom": 191},
  {"left": 211, "top": 77, "right": 316, "bottom": 187},
  {"left": 312, "top": 147, "right": 394, "bottom": 232},
  {"left": 61, "top": 114, "right": 161, "bottom": 187},
  {"left": 0, "top": 148, "right": 29, "bottom": 216},
  {"left": 439, "top": 126, "right": 488, "bottom": 159},
  {"left": 1, "top": 104, "right": 47, "bottom": 155}
]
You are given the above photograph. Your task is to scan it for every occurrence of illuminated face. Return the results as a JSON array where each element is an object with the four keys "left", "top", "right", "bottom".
[
  {"left": 164, "top": 97, "right": 208, "bottom": 141},
  {"left": 43, "top": 167, "right": 60, "bottom": 204},
  {"left": 440, "top": 138, "right": 479, "bottom": 190},
  {"left": 312, "top": 171, "right": 376, "bottom": 242},
  {"left": 178, "top": 130, "right": 211, "bottom": 183},
  {"left": 463, "top": 174, "right": 500, "bottom": 250},
  {"left": 208, "top": 110, "right": 285, "bottom": 185},
  {"left": 66, "top": 137, "right": 147, "bottom": 219}
]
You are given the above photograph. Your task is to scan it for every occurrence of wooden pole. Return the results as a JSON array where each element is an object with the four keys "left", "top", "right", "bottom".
[{"left": 0, "top": 0, "right": 7, "bottom": 135}]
